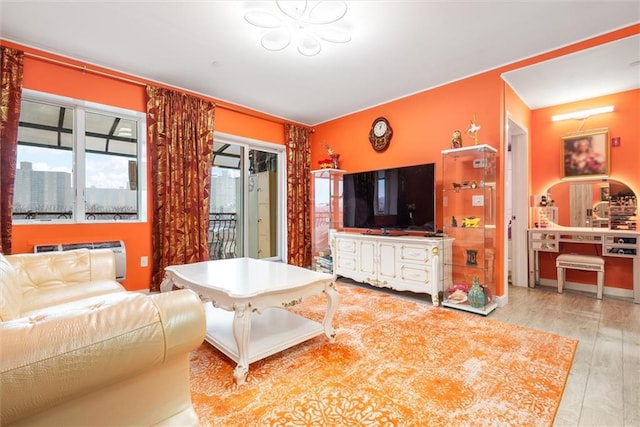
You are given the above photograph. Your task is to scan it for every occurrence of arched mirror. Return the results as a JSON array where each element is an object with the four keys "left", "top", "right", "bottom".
[{"left": 545, "top": 179, "right": 636, "bottom": 228}]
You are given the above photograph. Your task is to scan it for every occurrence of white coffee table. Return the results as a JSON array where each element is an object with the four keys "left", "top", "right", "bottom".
[{"left": 160, "top": 258, "right": 339, "bottom": 385}]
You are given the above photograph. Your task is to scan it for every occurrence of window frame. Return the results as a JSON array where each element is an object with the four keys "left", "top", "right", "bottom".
[{"left": 13, "top": 89, "right": 147, "bottom": 224}]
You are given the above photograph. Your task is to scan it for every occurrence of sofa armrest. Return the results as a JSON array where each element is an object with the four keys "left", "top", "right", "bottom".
[
  {"left": 149, "top": 290, "right": 206, "bottom": 360},
  {"left": 0, "top": 290, "right": 205, "bottom": 425},
  {"left": 88, "top": 248, "right": 117, "bottom": 281}
]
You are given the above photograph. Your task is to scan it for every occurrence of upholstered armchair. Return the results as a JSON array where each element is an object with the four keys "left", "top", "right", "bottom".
[{"left": 0, "top": 249, "right": 206, "bottom": 426}]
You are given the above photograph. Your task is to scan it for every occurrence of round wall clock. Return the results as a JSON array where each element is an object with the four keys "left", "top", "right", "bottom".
[{"left": 369, "top": 117, "right": 392, "bottom": 152}]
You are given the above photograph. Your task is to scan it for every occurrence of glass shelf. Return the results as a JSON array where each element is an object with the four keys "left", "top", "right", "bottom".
[
  {"left": 311, "top": 169, "right": 345, "bottom": 273},
  {"left": 441, "top": 145, "right": 497, "bottom": 315}
]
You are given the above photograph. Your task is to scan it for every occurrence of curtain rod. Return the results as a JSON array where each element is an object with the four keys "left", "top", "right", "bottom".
[{"left": 24, "top": 51, "right": 288, "bottom": 125}]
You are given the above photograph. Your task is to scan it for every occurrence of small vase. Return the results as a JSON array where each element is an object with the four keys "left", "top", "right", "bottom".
[
  {"left": 331, "top": 154, "right": 340, "bottom": 169},
  {"left": 468, "top": 277, "right": 486, "bottom": 309}
]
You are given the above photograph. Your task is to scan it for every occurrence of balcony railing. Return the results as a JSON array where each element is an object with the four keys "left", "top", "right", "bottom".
[
  {"left": 209, "top": 213, "right": 237, "bottom": 260},
  {"left": 13, "top": 211, "right": 138, "bottom": 221}
]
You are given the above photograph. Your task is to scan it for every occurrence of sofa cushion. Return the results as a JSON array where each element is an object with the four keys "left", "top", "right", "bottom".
[
  {"left": 20, "top": 279, "right": 125, "bottom": 316},
  {"left": 0, "top": 254, "right": 22, "bottom": 321},
  {"left": 6, "top": 249, "right": 125, "bottom": 315},
  {"left": 8, "top": 249, "right": 95, "bottom": 287}
]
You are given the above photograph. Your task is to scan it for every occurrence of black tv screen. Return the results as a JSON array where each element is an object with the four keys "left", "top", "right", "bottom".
[{"left": 343, "top": 163, "right": 436, "bottom": 231}]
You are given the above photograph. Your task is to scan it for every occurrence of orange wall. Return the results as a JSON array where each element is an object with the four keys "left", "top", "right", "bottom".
[
  {"left": 5, "top": 42, "right": 286, "bottom": 291},
  {"left": 312, "top": 69, "right": 507, "bottom": 295},
  {"left": 530, "top": 89, "right": 639, "bottom": 290},
  {"left": 505, "top": 83, "right": 532, "bottom": 132}
]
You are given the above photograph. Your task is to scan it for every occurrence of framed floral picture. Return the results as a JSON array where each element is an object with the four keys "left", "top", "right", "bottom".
[{"left": 561, "top": 129, "right": 610, "bottom": 179}]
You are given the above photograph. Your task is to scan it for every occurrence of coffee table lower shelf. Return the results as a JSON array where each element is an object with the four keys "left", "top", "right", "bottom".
[{"left": 203, "top": 303, "right": 324, "bottom": 366}]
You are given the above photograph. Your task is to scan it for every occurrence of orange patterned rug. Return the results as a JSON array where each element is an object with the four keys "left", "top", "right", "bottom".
[{"left": 190, "top": 283, "right": 577, "bottom": 426}]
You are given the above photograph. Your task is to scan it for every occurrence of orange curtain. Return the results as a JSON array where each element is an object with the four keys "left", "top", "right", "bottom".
[
  {"left": 146, "top": 86, "right": 215, "bottom": 291},
  {"left": 0, "top": 47, "right": 24, "bottom": 255},
  {"left": 285, "top": 124, "right": 311, "bottom": 267}
]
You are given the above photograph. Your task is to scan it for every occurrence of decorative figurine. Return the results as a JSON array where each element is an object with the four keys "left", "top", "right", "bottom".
[
  {"left": 466, "top": 113, "right": 481, "bottom": 145},
  {"left": 451, "top": 216, "right": 458, "bottom": 227},
  {"left": 451, "top": 130, "right": 463, "bottom": 148}
]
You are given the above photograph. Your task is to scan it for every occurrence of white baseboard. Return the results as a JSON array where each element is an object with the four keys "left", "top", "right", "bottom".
[
  {"left": 537, "top": 278, "right": 634, "bottom": 299},
  {"left": 494, "top": 294, "right": 507, "bottom": 308}
]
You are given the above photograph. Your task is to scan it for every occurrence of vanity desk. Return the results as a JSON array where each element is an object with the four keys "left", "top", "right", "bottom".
[{"left": 528, "top": 227, "right": 639, "bottom": 303}]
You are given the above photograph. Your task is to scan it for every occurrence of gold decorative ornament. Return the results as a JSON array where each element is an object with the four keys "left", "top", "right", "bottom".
[{"left": 466, "top": 113, "right": 481, "bottom": 145}]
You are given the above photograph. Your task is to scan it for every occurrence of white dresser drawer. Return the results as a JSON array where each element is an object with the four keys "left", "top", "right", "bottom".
[
  {"left": 399, "top": 264, "right": 430, "bottom": 284},
  {"left": 336, "top": 238, "right": 356, "bottom": 253},
  {"left": 335, "top": 256, "right": 356, "bottom": 271},
  {"left": 399, "top": 244, "right": 430, "bottom": 263}
]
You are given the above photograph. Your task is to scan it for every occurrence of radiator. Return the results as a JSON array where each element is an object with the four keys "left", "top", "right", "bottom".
[{"left": 34, "top": 240, "right": 127, "bottom": 282}]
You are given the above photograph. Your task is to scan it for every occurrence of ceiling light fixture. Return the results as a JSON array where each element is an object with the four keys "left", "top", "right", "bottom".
[
  {"left": 244, "top": 0, "right": 351, "bottom": 56},
  {"left": 551, "top": 105, "right": 615, "bottom": 122}
]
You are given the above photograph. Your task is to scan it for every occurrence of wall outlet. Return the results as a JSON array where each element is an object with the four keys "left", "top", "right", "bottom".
[
  {"left": 140, "top": 256, "right": 148, "bottom": 267},
  {"left": 472, "top": 158, "right": 487, "bottom": 168},
  {"left": 472, "top": 195, "right": 484, "bottom": 206}
]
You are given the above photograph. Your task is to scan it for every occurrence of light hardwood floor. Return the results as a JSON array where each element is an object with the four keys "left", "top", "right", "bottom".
[
  {"left": 344, "top": 280, "right": 639, "bottom": 427},
  {"left": 491, "top": 285, "right": 639, "bottom": 427}
]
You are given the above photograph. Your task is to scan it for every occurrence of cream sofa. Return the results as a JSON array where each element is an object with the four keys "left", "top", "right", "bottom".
[{"left": 0, "top": 249, "right": 206, "bottom": 426}]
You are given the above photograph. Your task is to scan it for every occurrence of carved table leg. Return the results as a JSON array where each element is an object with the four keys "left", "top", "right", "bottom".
[
  {"left": 432, "top": 292, "right": 440, "bottom": 306},
  {"left": 159, "top": 273, "right": 175, "bottom": 293},
  {"left": 231, "top": 302, "right": 252, "bottom": 385},
  {"left": 322, "top": 283, "right": 339, "bottom": 342}
]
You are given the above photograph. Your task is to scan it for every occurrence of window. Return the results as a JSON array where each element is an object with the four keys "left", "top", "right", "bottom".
[{"left": 12, "top": 90, "right": 147, "bottom": 223}]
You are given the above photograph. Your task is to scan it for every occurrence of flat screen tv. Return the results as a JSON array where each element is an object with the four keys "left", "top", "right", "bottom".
[{"left": 343, "top": 163, "right": 436, "bottom": 231}]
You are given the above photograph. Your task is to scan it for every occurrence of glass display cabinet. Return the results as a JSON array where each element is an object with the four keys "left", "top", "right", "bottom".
[
  {"left": 311, "top": 168, "right": 345, "bottom": 273},
  {"left": 440, "top": 144, "right": 497, "bottom": 315}
]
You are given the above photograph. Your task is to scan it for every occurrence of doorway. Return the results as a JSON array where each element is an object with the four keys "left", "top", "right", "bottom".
[
  {"left": 505, "top": 118, "right": 529, "bottom": 289},
  {"left": 209, "top": 132, "right": 285, "bottom": 261}
]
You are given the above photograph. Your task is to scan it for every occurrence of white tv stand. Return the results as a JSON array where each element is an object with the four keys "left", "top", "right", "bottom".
[{"left": 332, "top": 231, "right": 453, "bottom": 305}]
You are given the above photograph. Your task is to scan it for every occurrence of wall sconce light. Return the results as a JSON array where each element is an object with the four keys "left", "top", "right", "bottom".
[{"left": 551, "top": 105, "right": 614, "bottom": 122}]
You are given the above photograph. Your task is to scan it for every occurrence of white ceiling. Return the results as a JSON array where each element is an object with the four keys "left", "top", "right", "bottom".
[
  {"left": 502, "top": 34, "right": 640, "bottom": 109},
  {"left": 1, "top": 1, "right": 638, "bottom": 125}
]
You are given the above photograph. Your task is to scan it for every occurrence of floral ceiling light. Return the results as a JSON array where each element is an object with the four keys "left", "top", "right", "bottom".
[{"left": 244, "top": 0, "right": 351, "bottom": 57}]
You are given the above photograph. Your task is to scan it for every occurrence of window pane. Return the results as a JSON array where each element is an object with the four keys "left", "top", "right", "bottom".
[
  {"left": 13, "top": 146, "right": 74, "bottom": 220},
  {"left": 19, "top": 100, "right": 67, "bottom": 127},
  {"left": 213, "top": 142, "right": 241, "bottom": 169},
  {"left": 108, "top": 140, "right": 137, "bottom": 157},
  {"left": 86, "top": 111, "right": 115, "bottom": 134},
  {"left": 210, "top": 167, "right": 241, "bottom": 213},
  {"left": 115, "top": 118, "right": 137, "bottom": 139},
  {"left": 86, "top": 135, "right": 107, "bottom": 152},
  {"left": 85, "top": 152, "right": 138, "bottom": 221},
  {"left": 84, "top": 111, "right": 139, "bottom": 221},
  {"left": 85, "top": 112, "right": 137, "bottom": 157}
]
